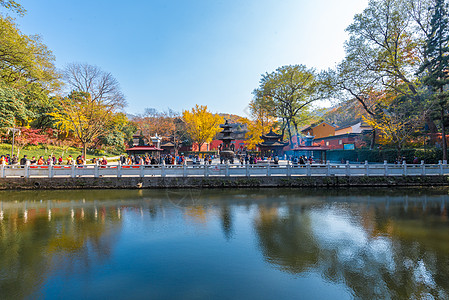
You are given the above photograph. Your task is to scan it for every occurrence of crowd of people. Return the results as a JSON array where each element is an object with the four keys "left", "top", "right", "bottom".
[
  {"left": 119, "top": 154, "right": 184, "bottom": 165},
  {"left": 0, "top": 152, "right": 319, "bottom": 167},
  {"left": 0, "top": 154, "right": 89, "bottom": 166}
]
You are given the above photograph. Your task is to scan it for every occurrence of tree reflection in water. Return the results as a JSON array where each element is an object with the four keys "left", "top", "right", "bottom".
[
  {"left": 0, "top": 188, "right": 448, "bottom": 299},
  {"left": 0, "top": 200, "right": 122, "bottom": 299},
  {"left": 254, "top": 193, "right": 449, "bottom": 299}
]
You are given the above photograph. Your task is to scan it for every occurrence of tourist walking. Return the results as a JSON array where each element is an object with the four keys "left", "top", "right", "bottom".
[{"left": 20, "top": 155, "right": 28, "bottom": 166}]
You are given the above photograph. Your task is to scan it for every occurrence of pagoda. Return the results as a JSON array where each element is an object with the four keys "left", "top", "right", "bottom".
[
  {"left": 257, "top": 129, "right": 288, "bottom": 157},
  {"left": 218, "top": 120, "right": 235, "bottom": 163}
]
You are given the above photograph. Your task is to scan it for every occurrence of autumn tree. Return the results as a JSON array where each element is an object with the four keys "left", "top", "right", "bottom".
[
  {"left": 0, "top": 0, "right": 25, "bottom": 15},
  {"left": 13, "top": 128, "right": 52, "bottom": 157},
  {"left": 326, "top": 0, "right": 433, "bottom": 149},
  {"left": 252, "top": 65, "right": 323, "bottom": 146},
  {"left": 182, "top": 105, "right": 223, "bottom": 152},
  {"left": 363, "top": 92, "right": 428, "bottom": 153},
  {"left": 240, "top": 101, "right": 277, "bottom": 150},
  {"left": 134, "top": 108, "right": 177, "bottom": 138},
  {"left": 133, "top": 108, "right": 190, "bottom": 154},
  {"left": 50, "top": 91, "right": 119, "bottom": 158}
]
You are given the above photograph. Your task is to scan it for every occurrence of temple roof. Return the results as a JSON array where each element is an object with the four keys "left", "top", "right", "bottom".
[
  {"left": 293, "top": 145, "right": 329, "bottom": 151},
  {"left": 258, "top": 141, "right": 288, "bottom": 148},
  {"left": 161, "top": 142, "right": 175, "bottom": 147},
  {"left": 126, "top": 146, "right": 163, "bottom": 151},
  {"left": 261, "top": 129, "right": 283, "bottom": 140},
  {"left": 220, "top": 119, "right": 233, "bottom": 129}
]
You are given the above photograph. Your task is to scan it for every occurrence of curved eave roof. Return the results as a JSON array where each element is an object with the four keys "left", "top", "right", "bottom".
[{"left": 126, "top": 146, "right": 163, "bottom": 151}]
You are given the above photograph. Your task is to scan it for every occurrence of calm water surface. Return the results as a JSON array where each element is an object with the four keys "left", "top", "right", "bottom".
[{"left": 0, "top": 188, "right": 448, "bottom": 299}]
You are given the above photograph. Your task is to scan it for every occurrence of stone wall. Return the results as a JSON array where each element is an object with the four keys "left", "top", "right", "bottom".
[{"left": 1, "top": 176, "right": 449, "bottom": 190}]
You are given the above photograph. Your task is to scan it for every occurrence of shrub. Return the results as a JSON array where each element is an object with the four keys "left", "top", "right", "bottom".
[{"left": 327, "top": 148, "right": 446, "bottom": 163}]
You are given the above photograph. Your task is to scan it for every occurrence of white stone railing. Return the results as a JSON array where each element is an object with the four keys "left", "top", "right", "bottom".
[{"left": 1, "top": 161, "right": 449, "bottom": 178}]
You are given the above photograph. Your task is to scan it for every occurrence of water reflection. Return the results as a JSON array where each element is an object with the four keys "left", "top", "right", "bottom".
[
  {"left": 0, "top": 188, "right": 448, "bottom": 299},
  {"left": 254, "top": 192, "right": 449, "bottom": 299}
]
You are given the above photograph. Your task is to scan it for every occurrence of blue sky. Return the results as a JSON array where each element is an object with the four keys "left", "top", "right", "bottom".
[{"left": 12, "top": 0, "right": 368, "bottom": 117}]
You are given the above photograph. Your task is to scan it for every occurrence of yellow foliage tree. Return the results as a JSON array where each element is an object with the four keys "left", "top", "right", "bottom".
[
  {"left": 49, "top": 91, "right": 116, "bottom": 158},
  {"left": 182, "top": 105, "right": 223, "bottom": 152},
  {"left": 362, "top": 90, "right": 428, "bottom": 153},
  {"left": 240, "top": 101, "right": 277, "bottom": 150}
]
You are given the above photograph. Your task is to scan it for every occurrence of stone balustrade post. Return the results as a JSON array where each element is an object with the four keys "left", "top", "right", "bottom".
[
  {"left": 403, "top": 160, "right": 407, "bottom": 176},
  {"left": 49, "top": 160, "right": 53, "bottom": 178},
  {"left": 71, "top": 161, "right": 76, "bottom": 178}
]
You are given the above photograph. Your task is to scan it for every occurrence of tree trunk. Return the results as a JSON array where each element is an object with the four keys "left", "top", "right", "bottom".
[
  {"left": 83, "top": 144, "right": 87, "bottom": 160},
  {"left": 286, "top": 122, "right": 294, "bottom": 148},
  {"left": 370, "top": 129, "right": 376, "bottom": 150},
  {"left": 396, "top": 145, "right": 402, "bottom": 160},
  {"left": 281, "top": 122, "right": 286, "bottom": 140},
  {"left": 292, "top": 120, "right": 299, "bottom": 147},
  {"left": 426, "top": 115, "right": 438, "bottom": 145},
  {"left": 441, "top": 108, "right": 447, "bottom": 161}
]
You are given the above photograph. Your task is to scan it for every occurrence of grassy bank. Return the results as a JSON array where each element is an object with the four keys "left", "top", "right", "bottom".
[{"left": 0, "top": 144, "right": 118, "bottom": 160}]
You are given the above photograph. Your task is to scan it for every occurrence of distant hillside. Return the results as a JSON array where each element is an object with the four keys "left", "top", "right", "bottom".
[
  {"left": 218, "top": 113, "right": 244, "bottom": 123},
  {"left": 322, "top": 100, "right": 366, "bottom": 127}
]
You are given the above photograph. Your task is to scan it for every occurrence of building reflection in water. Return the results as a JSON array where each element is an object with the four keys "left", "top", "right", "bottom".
[
  {"left": 0, "top": 188, "right": 448, "bottom": 299},
  {"left": 0, "top": 197, "right": 123, "bottom": 299}
]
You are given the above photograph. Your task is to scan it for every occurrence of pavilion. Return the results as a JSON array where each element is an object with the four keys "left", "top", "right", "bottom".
[
  {"left": 257, "top": 130, "right": 288, "bottom": 157},
  {"left": 125, "top": 145, "right": 163, "bottom": 158}
]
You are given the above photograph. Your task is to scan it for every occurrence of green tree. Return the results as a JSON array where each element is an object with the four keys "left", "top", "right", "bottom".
[
  {"left": 418, "top": 0, "right": 449, "bottom": 160},
  {"left": 252, "top": 65, "right": 322, "bottom": 145},
  {"left": 95, "top": 113, "right": 136, "bottom": 153},
  {"left": 0, "top": 84, "right": 32, "bottom": 127},
  {"left": 0, "top": 16, "right": 59, "bottom": 90}
]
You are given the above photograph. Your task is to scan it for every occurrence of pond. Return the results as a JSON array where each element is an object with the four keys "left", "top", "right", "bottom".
[{"left": 0, "top": 188, "right": 448, "bottom": 299}]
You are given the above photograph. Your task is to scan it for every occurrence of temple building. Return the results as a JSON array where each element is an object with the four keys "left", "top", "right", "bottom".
[
  {"left": 125, "top": 145, "right": 162, "bottom": 157},
  {"left": 257, "top": 130, "right": 288, "bottom": 157},
  {"left": 293, "top": 134, "right": 329, "bottom": 163}
]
